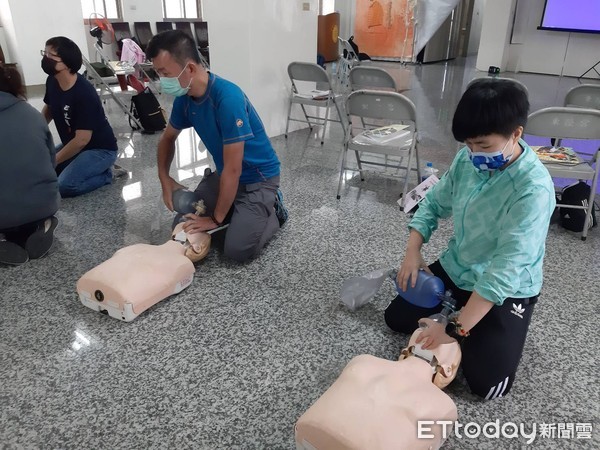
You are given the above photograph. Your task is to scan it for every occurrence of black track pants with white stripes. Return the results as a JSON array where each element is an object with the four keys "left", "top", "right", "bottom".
[{"left": 384, "top": 260, "right": 537, "bottom": 400}]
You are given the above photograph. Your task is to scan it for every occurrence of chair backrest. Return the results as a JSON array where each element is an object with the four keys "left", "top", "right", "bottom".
[
  {"left": 134, "top": 22, "right": 153, "bottom": 49},
  {"left": 526, "top": 107, "right": 600, "bottom": 140},
  {"left": 174, "top": 22, "right": 194, "bottom": 40},
  {"left": 346, "top": 89, "right": 417, "bottom": 123},
  {"left": 193, "top": 21, "right": 209, "bottom": 48},
  {"left": 156, "top": 22, "right": 173, "bottom": 33},
  {"left": 564, "top": 84, "right": 600, "bottom": 110},
  {"left": 112, "top": 22, "right": 132, "bottom": 41},
  {"left": 338, "top": 37, "right": 357, "bottom": 61},
  {"left": 287, "top": 62, "right": 330, "bottom": 84},
  {"left": 350, "top": 66, "right": 396, "bottom": 91}
]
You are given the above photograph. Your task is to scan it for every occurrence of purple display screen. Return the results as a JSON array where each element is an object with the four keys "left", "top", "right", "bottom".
[{"left": 541, "top": 0, "right": 600, "bottom": 32}]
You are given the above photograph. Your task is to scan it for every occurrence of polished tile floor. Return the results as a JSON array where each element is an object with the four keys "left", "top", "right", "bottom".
[{"left": 1, "top": 57, "right": 599, "bottom": 449}]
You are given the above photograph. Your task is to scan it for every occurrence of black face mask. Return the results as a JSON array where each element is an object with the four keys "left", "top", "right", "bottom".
[{"left": 41, "top": 56, "right": 59, "bottom": 76}]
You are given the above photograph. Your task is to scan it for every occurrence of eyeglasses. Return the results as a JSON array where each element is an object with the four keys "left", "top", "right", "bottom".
[{"left": 40, "top": 50, "right": 61, "bottom": 60}]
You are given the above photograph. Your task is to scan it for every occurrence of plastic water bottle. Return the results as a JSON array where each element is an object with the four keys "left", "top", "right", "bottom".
[
  {"left": 394, "top": 270, "right": 445, "bottom": 308},
  {"left": 421, "top": 161, "right": 439, "bottom": 182}
]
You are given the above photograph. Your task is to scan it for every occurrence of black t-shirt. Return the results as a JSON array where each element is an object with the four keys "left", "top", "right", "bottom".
[{"left": 43, "top": 73, "right": 117, "bottom": 151}]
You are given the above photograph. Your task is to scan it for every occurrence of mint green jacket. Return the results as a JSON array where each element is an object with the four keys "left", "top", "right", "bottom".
[{"left": 409, "top": 141, "right": 556, "bottom": 305}]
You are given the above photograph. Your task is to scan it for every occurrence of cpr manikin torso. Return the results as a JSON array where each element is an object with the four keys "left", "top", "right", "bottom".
[
  {"left": 77, "top": 221, "right": 211, "bottom": 322},
  {"left": 295, "top": 328, "right": 461, "bottom": 450}
]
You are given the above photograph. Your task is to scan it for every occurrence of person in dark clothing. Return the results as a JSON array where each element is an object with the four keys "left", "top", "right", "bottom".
[
  {"left": 41, "top": 36, "right": 120, "bottom": 198},
  {"left": 0, "top": 65, "right": 59, "bottom": 265}
]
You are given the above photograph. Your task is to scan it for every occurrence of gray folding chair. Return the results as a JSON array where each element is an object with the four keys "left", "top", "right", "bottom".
[
  {"left": 526, "top": 107, "right": 600, "bottom": 240},
  {"left": 337, "top": 37, "right": 360, "bottom": 88},
  {"left": 564, "top": 84, "right": 600, "bottom": 110},
  {"left": 349, "top": 66, "right": 396, "bottom": 91},
  {"left": 337, "top": 89, "right": 421, "bottom": 206},
  {"left": 285, "top": 62, "right": 345, "bottom": 145}
]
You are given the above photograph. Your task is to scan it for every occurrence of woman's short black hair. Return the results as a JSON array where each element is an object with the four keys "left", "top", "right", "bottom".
[
  {"left": 146, "top": 30, "right": 201, "bottom": 66},
  {"left": 452, "top": 78, "right": 529, "bottom": 142},
  {"left": 45, "top": 36, "right": 82, "bottom": 74}
]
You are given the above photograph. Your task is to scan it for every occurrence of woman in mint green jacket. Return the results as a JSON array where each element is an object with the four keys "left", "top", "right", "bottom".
[{"left": 385, "top": 78, "right": 555, "bottom": 400}]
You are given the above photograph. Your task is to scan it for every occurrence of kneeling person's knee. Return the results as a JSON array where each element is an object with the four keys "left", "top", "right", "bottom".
[
  {"left": 223, "top": 240, "right": 256, "bottom": 263},
  {"left": 465, "top": 372, "right": 514, "bottom": 400}
]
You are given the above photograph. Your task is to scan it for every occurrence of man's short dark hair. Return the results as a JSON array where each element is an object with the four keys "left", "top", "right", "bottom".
[
  {"left": 45, "top": 36, "right": 82, "bottom": 74},
  {"left": 452, "top": 78, "right": 529, "bottom": 142},
  {"left": 146, "top": 30, "right": 201, "bottom": 66}
]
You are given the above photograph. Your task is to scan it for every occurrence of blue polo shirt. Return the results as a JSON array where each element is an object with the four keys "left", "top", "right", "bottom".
[{"left": 169, "top": 72, "right": 280, "bottom": 185}]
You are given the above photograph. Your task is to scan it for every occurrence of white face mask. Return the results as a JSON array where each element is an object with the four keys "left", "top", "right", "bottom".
[{"left": 468, "top": 138, "right": 514, "bottom": 171}]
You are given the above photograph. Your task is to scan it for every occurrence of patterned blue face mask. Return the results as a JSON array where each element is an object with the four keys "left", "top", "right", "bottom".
[
  {"left": 468, "top": 138, "right": 514, "bottom": 171},
  {"left": 159, "top": 63, "right": 191, "bottom": 97}
]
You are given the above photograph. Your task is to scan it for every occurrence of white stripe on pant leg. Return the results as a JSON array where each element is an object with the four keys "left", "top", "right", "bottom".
[
  {"left": 485, "top": 379, "right": 504, "bottom": 400},
  {"left": 485, "top": 383, "right": 500, "bottom": 400},
  {"left": 498, "top": 376, "right": 510, "bottom": 398},
  {"left": 490, "top": 377, "right": 508, "bottom": 400}
]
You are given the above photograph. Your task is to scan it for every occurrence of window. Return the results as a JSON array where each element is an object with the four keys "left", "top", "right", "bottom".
[
  {"left": 319, "top": 0, "right": 335, "bottom": 15},
  {"left": 81, "top": 0, "right": 122, "bottom": 20},
  {"left": 162, "top": 0, "right": 202, "bottom": 19}
]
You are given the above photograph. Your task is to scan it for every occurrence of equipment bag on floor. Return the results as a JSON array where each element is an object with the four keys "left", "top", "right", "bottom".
[
  {"left": 558, "top": 181, "right": 598, "bottom": 232},
  {"left": 129, "top": 87, "right": 166, "bottom": 133}
]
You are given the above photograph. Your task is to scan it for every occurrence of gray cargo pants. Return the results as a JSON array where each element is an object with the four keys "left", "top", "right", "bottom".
[{"left": 173, "top": 171, "right": 280, "bottom": 263}]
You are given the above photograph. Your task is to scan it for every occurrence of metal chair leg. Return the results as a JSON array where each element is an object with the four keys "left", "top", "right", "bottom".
[
  {"left": 337, "top": 145, "right": 349, "bottom": 199},
  {"left": 299, "top": 104, "right": 314, "bottom": 132},
  {"left": 321, "top": 98, "right": 332, "bottom": 145},
  {"left": 284, "top": 98, "right": 293, "bottom": 139}
]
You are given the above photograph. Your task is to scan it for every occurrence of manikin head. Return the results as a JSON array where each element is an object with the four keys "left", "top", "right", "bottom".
[{"left": 399, "top": 328, "right": 461, "bottom": 389}]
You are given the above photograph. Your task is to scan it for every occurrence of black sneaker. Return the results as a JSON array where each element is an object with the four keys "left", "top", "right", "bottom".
[
  {"left": 25, "top": 216, "right": 58, "bottom": 259},
  {"left": 0, "top": 236, "right": 29, "bottom": 265},
  {"left": 274, "top": 189, "right": 289, "bottom": 227}
]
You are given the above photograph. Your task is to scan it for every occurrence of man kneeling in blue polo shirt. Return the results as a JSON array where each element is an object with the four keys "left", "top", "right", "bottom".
[{"left": 147, "top": 30, "right": 287, "bottom": 263}]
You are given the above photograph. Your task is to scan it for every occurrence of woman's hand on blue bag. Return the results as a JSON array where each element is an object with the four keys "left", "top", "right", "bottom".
[{"left": 397, "top": 247, "right": 431, "bottom": 292}]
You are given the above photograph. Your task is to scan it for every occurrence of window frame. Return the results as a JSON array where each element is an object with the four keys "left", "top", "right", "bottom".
[
  {"left": 162, "top": 0, "right": 203, "bottom": 20},
  {"left": 319, "top": 0, "right": 335, "bottom": 16},
  {"left": 82, "top": 0, "right": 123, "bottom": 21}
]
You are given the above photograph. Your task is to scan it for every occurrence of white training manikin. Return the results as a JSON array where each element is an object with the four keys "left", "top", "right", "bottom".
[
  {"left": 295, "top": 327, "right": 461, "bottom": 450},
  {"left": 77, "top": 221, "right": 211, "bottom": 322}
]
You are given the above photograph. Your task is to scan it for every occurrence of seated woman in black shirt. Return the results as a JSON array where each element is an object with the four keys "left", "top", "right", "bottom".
[{"left": 41, "top": 36, "right": 120, "bottom": 197}]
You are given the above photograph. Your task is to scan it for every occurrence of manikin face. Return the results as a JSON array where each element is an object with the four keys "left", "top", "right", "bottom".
[{"left": 400, "top": 328, "right": 462, "bottom": 389}]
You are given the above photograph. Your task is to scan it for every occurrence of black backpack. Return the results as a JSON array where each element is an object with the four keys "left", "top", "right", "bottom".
[
  {"left": 129, "top": 88, "right": 166, "bottom": 134},
  {"left": 558, "top": 182, "right": 597, "bottom": 232},
  {"left": 348, "top": 36, "right": 372, "bottom": 61}
]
